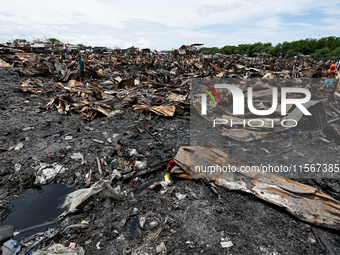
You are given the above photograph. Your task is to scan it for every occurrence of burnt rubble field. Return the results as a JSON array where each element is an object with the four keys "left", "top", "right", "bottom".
[{"left": 1, "top": 52, "right": 340, "bottom": 255}]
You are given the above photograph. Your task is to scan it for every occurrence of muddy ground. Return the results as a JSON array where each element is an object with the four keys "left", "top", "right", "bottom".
[{"left": 1, "top": 66, "right": 340, "bottom": 255}]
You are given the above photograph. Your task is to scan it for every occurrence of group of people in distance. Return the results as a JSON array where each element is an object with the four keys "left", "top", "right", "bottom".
[{"left": 309, "top": 64, "right": 339, "bottom": 97}]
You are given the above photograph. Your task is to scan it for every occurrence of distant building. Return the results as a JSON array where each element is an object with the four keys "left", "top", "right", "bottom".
[
  {"left": 54, "top": 42, "right": 64, "bottom": 51},
  {"left": 30, "top": 44, "right": 45, "bottom": 53},
  {"left": 93, "top": 46, "right": 112, "bottom": 54}
]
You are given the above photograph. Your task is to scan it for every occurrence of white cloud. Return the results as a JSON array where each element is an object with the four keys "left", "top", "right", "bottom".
[
  {"left": 1, "top": 0, "right": 340, "bottom": 49},
  {"left": 53, "top": 26, "right": 69, "bottom": 31}
]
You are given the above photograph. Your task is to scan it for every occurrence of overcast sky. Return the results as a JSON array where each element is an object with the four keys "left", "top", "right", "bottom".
[{"left": 1, "top": 0, "right": 340, "bottom": 50}]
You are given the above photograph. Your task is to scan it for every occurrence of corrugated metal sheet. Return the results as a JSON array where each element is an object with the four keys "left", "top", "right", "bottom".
[
  {"left": 275, "top": 100, "right": 320, "bottom": 132},
  {"left": 172, "top": 146, "right": 340, "bottom": 230},
  {"left": 309, "top": 102, "right": 327, "bottom": 129}
]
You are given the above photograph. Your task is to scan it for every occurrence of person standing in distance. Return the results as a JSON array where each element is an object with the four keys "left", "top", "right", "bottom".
[
  {"left": 77, "top": 56, "right": 86, "bottom": 84},
  {"left": 323, "top": 64, "right": 338, "bottom": 97}
]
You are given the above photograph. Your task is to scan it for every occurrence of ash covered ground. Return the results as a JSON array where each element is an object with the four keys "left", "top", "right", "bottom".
[{"left": 0, "top": 53, "right": 340, "bottom": 255}]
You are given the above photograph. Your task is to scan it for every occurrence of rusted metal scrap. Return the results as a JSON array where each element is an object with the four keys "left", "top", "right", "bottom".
[
  {"left": 172, "top": 146, "right": 340, "bottom": 230},
  {"left": 132, "top": 105, "right": 176, "bottom": 117}
]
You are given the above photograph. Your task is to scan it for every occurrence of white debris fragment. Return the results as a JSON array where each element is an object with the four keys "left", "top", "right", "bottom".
[
  {"left": 102, "top": 132, "right": 112, "bottom": 143},
  {"left": 65, "top": 136, "right": 73, "bottom": 141},
  {"left": 14, "top": 142, "right": 23, "bottom": 151},
  {"left": 129, "top": 149, "right": 138, "bottom": 156},
  {"left": 112, "top": 169, "right": 122, "bottom": 179},
  {"left": 71, "top": 152, "right": 83, "bottom": 160},
  {"left": 220, "top": 241, "right": 233, "bottom": 248},
  {"left": 22, "top": 127, "right": 34, "bottom": 131},
  {"left": 175, "top": 192, "right": 186, "bottom": 200},
  {"left": 34, "top": 163, "right": 66, "bottom": 185},
  {"left": 134, "top": 161, "right": 146, "bottom": 169},
  {"left": 14, "top": 163, "right": 21, "bottom": 172},
  {"left": 92, "top": 139, "right": 104, "bottom": 144},
  {"left": 260, "top": 148, "right": 270, "bottom": 154}
]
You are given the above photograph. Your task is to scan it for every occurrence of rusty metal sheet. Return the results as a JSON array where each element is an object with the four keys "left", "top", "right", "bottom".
[
  {"left": 209, "top": 63, "right": 222, "bottom": 72},
  {"left": 54, "top": 83, "right": 64, "bottom": 89},
  {"left": 0, "top": 59, "right": 11, "bottom": 67},
  {"left": 133, "top": 105, "right": 176, "bottom": 117},
  {"left": 150, "top": 105, "right": 176, "bottom": 116},
  {"left": 173, "top": 146, "right": 340, "bottom": 230},
  {"left": 14, "top": 88, "right": 40, "bottom": 93},
  {"left": 67, "top": 79, "right": 84, "bottom": 87},
  {"left": 57, "top": 99, "right": 70, "bottom": 114},
  {"left": 94, "top": 106, "right": 123, "bottom": 117},
  {"left": 168, "top": 92, "right": 188, "bottom": 102}
]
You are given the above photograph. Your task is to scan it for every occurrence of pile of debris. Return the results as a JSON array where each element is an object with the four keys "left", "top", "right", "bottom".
[{"left": 1, "top": 51, "right": 340, "bottom": 254}]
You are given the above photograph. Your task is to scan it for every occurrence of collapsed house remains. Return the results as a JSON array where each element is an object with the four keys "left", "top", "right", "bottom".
[{"left": 0, "top": 50, "right": 340, "bottom": 254}]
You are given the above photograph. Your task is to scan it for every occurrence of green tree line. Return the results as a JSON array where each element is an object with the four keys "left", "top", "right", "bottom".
[{"left": 200, "top": 36, "right": 340, "bottom": 59}]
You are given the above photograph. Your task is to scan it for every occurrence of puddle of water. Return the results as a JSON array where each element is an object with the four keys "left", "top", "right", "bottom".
[{"left": 3, "top": 184, "right": 74, "bottom": 231}]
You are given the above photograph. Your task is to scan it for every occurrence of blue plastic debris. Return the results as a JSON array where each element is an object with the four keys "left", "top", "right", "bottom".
[{"left": 2, "top": 239, "right": 21, "bottom": 255}]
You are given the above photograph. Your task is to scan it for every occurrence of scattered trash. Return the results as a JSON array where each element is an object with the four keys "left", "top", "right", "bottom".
[
  {"left": 14, "top": 142, "right": 23, "bottom": 151},
  {"left": 31, "top": 243, "right": 85, "bottom": 255},
  {"left": 92, "top": 139, "right": 104, "bottom": 144},
  {"left": 102, "top": 132, "right": 112, "bottom": 143},
  {"left": 59, "top": 180, "right": 123, "bottom": 218},
  {"left": 134, "top": 161, "right": 146, "bottom": 170},
  {"left": 14, "top": 163, "right": 21, "bottom": 172},
  {"left": 1, "top": 239, "right": 21, "bottom": 255},
  {"left": 175, "top": 192, "right": 186, "bottom": 200},
  {"left": 22, "top": 127, "right": 34, "bottom": 131},
  {"left": 96, "top": 242, "right": 101, "bottom": 250},
  {"left": 156, "top": 242, "right": 167, "bottom": 254},
  {"left": 221, "top": 241, "right": 233, "bottom": 248},
  {"left": 71, "top": 152, "right": 83, "bottom": 160},
  {"left": 128, "top": 149, "right": 138, "bottom": 156},
  {"left": 112, "top": 169, "right": 122, "bottom": 179},
  {"left": 34, "top": 163, "right": 66, "bottom": 185},
  {"left": 150, "top": 227, "right": 162, "bottom": 242},
  {"left": 3, "top": 47, "right": 340, "bottom": 255},
  {"left": 164, "top": 172, "right": 171, "bottom": 182}
]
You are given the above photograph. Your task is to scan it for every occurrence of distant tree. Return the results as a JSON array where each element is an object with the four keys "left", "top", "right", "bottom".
[
  {"left": 329, "top": 47, "right": 340, "bottom": 59},
  {"left": 49, "top": 38, "right": 60, "bottom": 43},
  {"left": 13, "top": 39, "right": 27, "bottom": 43},
  {"left": 200, "top": 47, "right": 219, "bottom": 55},
  {"left": 311, "top": 48, "right": 330, "bottom": 59},
  {"left": 199, "top": 36, "right": 340, "bottom": 59},
  {"left": 285, "top": 49, "right": 296, "bottom": 58}
]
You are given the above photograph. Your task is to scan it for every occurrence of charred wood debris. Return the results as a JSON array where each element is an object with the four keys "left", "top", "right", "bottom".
[{"left": 1, "top": 50, "right": 340, "bottom": 255}]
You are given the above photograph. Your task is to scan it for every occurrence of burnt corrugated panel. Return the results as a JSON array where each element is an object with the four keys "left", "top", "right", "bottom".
[{"left": 309, "top": 102, "right": 327, "bottom": 129}]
